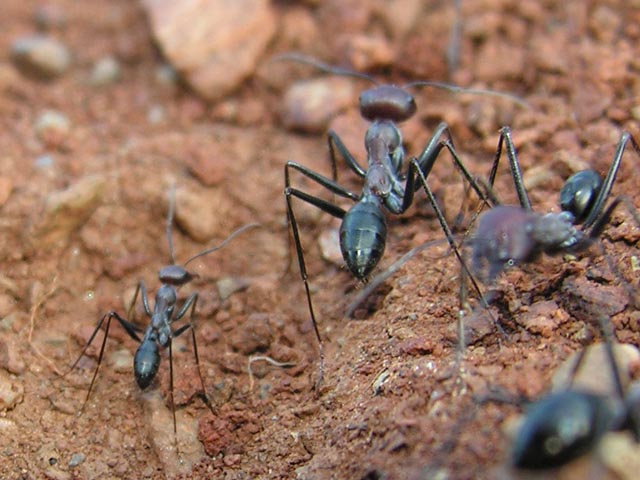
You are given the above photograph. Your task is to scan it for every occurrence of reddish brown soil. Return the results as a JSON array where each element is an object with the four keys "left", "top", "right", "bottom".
[{"left": 1, "top": 1, "right": 639, "bottom": 479}]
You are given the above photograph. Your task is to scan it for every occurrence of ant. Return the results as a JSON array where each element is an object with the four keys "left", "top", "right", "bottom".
[
  {"left": 280, "top": 54, "right": 525, "bottom": 386},
  {"left": 66, "top": 186, "right": 258, "bottom": 449},
  {"left": 471, "top": 127, "right": 640, "bottom": 283},
  {"left": 510, "top": 314, "right": 640, "bottom": 469}
]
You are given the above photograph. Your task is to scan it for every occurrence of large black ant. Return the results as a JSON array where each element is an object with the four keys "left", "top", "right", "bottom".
[
  {"left": 471, "top": 127, "right": 640, "bottom": 283},
  {"left": 510, "top": 315, "right": 640, "bottom": 469},
  {"left": 66, "top": 186, "right": 258, "bottom": 448},
  {"left": 280, "top": 54, "right": 525, "bottom": 385}
]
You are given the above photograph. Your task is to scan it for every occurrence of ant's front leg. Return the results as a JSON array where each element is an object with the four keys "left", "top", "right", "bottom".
[
  {"left": 66, "top": 310, "right": 142, "bottom": 413},
  {"left": 126, "top": 280, "right": 153, "bottom": 323},
  {"left": 327, "top": 130, "right": 367, "bottom": 182},
  {"left": 487, "top": 126, "right": 531, "bottom": 211},
  {"left": 415, "top": 122, "right": 493, "bottom": 211}
]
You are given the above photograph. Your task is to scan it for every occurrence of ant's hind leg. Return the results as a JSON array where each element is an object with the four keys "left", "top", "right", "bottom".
[{"left": 172, "top": 293, "right": 215, "bottom": 416}]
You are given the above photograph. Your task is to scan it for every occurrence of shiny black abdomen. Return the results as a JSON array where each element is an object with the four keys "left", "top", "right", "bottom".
[{"left": 340, "top": 201, "right": 387, "bottom": 279}]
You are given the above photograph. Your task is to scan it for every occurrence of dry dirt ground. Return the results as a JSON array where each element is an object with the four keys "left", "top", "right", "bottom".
[{"left": 1, "top": 1, "right": 640, "bottom": 479}]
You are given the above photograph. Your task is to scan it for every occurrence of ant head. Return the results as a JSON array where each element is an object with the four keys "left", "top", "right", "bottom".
[
  {"left": 359, "top": 85, "right": 417, "bottom": 123},
  {"left": 158, "top": 264, "right": 195, "bottom": 287}
]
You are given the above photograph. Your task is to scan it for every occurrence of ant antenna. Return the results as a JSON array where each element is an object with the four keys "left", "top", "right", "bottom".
[
  {"left": 184, "top": 223, "right": 262, "bottom": 267},
  {"left": 167, "top": 184, "right": 177, "bottom": 265},
  {"left": 270, "top": 52, "right": 380, "bottom": 84},
  {"left": 273, "top": 52, "right": 528, "bottom": 108},
  {"left": 405, "top": 80, "right": 529, "bottom": 108}
]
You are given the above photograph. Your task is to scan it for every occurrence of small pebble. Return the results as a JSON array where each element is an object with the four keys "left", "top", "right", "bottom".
[
  {"left": 32, "top": 175, "right": 106, "bottom": 249},
  {"left": 0, "top": 370, "right": 24, "bottom": 410},
  {"left": 109, "top": 349, "right": 133, "bottom": 373},
  {"left": 217, "top": 276, "right": 249, "bottom": 301},
  {"left": 90, "top": 56, "right": 121, "bottom": 86},
  {"left": 281, "top": 77, "right": 355, "bottom": 133},
  {"left": 319, "top": 227, "right": 342, "bottom": 265},
  {"left": 34, "top": 154, "right": 55, "bottom": 169},
  {"left": 11, "top": 35, "right": 71, "bottom": 80},
  {"left": 68, "top": 453, "right": 86, "bottom": 467},
  {"left": 35, "top": 110, "right": 71, "bottom": 148},
  {"left": 147, "top": 104, "right": 165, "bottom": 125}
]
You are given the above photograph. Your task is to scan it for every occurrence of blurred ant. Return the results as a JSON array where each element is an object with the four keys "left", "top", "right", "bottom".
[
  {"left": 511, "top": 315, "right": 640, "bottom": 469},
  {"left": 66, "top": 186, "right": 258, "bottom": 449},
  {"left": 350, "top": 128, "right": 640, "bottom": 347},
  {"left": 279, "top": 54, "right": 526, "bottom": 386},
  {"left": 472, "top": 127, "right": 640, "bottom": 283}
]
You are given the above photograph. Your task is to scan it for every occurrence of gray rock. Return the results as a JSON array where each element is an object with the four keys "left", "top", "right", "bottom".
[
  {"left": 11, "top": 35, "right": 71, "bottom": 80},
  {"left": 89, "top": 56, "right": 121, "bottom": 86}
]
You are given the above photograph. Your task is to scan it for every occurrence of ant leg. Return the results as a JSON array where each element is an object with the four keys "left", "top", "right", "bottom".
[
  {"left": 597, "top": 315, "right": 626, "bottom": 401},
  {"left": 284, "top": 186, "right": 347, "bottom": 393},
  {"left": 413, "top": 122, "right": 493, "bottom": 212},
  {"left": 487, "top": 126, "right": 531, "bottom": 211},
  {"left": 583, "top": 132, "right": 640, "bottom": 229},
  {"left": 283, "top": 161, "right": 356, "bottom": 279},
  {"left": 67, "top": 311, "right": 142, "bottom": 413},
  {"left": 410, "top": 159, "right": 504, "bottom": 350},
  {"left": 126, "top": 281, "right": 152, "bottom": 323},
  {"left": 167, "top": 339, "right": 178, "bottom": 456},
  {"left": 172, "top": 293, "right": 216, "bottom": 416},
  {"left": 285, "top": 161, "right": 360, "bottom": 201},
  {"left": 327, "top": 130, "right": 367, "bottom": 182}
]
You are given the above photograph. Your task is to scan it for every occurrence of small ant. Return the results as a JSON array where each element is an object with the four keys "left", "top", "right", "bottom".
[
  {"left": 280, "top": 54, "right": 525, "bottom": 386},
  {"left": 511, "top": 315, "right": 640, "bottom": 469},
  {"left": 66, "top": 186, "right": 258, "bottom": 448},
  {"left": 471, "top": 127, "right": 640, "bottom": 283}
]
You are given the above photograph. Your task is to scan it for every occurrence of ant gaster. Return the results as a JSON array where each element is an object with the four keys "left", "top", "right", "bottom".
[
  {"left": 472, "top": 127, "right": 640, "bottom": 282},
  {"left": 511, "top": 315, "right": 640, "bottom": 469},
  {"left": 280, "top": 54, "right": 524, "bottom": 387},
  {"left": 66, "top": 187, "right": 258, "bottom": 445}
]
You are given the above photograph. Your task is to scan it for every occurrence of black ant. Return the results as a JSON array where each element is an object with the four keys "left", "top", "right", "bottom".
[
  {"left": 471, "top": 127, "right": 640, "bottom": 283},
  {"left": 66, "top": 186, "right": 258, "bottom": 448},
  {"left": 511, "top": 315, "right": 640, "bottom": 469},
  {"left": 280, "top": 54, "right": 525, "bottom": 386}
]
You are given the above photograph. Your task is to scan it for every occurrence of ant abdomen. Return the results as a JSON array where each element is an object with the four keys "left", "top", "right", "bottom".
[
  {"left": 511, "top": 390, "right": 613, "bottom": 469},
  {"left": 559, "top": 170, "right": 603, "bottom": 224},
  {"left": 340, "top": 200, "right": 387, "bottom": 279},
  {"left": 134, "top": 339, "right": 160, "bottom": 390}
]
